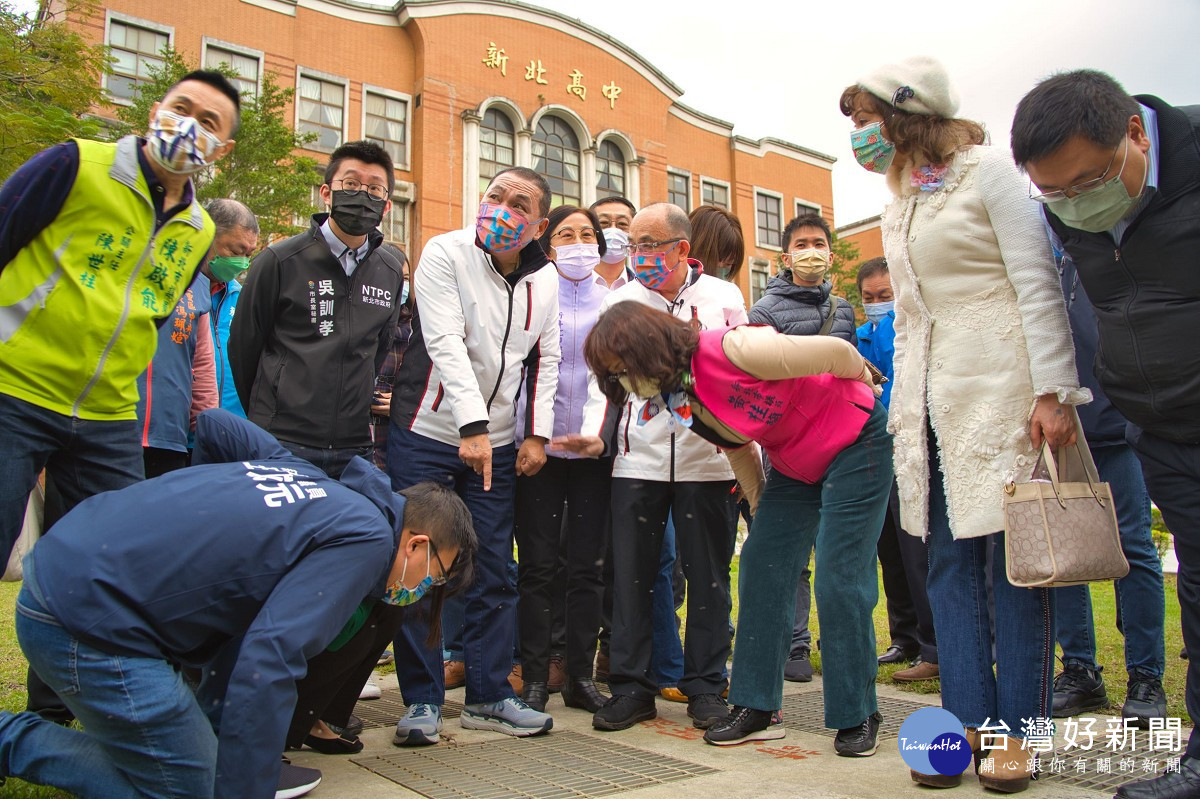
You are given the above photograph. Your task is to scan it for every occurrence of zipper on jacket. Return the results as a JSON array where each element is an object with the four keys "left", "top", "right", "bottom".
[
  {"left": 524, "top": 282, "right": 533, "bottom": 331},
  {"left": 211, "top": 290, "right": 226, "bottom": 400},
  {"left": 622, "top": 401, "right": 632, "bottom": 454},
  {"left": 431, "top": 383, "right": 445, "bottom": 412},
  {"left": 485, "top": 275, "right": 516, "bottom": 412},
  {"left": 1113, "top": 247, "right": 1156, "bottom": 413}
]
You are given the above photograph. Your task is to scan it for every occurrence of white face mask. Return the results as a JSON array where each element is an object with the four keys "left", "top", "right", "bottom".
[
  {"left": 554, "top": 243, "right": 601, "bottom": 280},
  {"left": 788, "top": 248, "right": 830, "bottom": 282},
  {"left": 146, "top": 109, "right": 224, "bottom": 175},
  {"left": 601, "top": 228, "right": 630, "bottom": 264}
]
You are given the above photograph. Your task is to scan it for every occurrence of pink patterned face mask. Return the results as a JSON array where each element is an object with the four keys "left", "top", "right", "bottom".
[{"left": 476, "top": 202, "right": 531, "bottom": 254}]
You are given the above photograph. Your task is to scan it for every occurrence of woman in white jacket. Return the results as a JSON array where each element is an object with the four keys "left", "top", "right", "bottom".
[{"left": 841, "top": 57, "right": 1087, "bottom": 793}]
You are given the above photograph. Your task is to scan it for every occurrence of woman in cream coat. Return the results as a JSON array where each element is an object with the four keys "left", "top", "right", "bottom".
[{"left": 842, "top": 57, "right": 1088, "bottom": 793}]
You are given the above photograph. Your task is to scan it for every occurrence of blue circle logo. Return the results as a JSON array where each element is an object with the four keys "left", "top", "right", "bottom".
[{"left": 897, "top": 708, "right": 972, "bottom": 776}]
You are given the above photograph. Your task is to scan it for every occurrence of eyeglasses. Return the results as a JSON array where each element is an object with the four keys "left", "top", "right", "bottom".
[
  {"left": 1028, "top": 141, "right": 1125, "bottom": 203},
  {"left": 332, "top": 178, "right": 389, "bottom": 201},
  {"left": 604, "top": 369, "right": 628, "bottom": 385},
  {"left": 551, "top": 227, "right": 600, "bottom": 243},
  {"left": 427, "top": 539, "right": 451, "bottom": 587},
  {"left": 629, "top": 238, "right": 683, "bottom": 255}
]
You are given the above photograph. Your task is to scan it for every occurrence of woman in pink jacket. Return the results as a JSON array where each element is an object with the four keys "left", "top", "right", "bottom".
[{"left": 552, "top": 301, "right": 891, "bottom": 757}]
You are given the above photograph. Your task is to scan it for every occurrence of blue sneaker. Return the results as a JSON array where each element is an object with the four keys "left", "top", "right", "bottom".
[
  {"left": 461, "top": 696, "right": 553, "bottom": 737},
  {"left": 393, "top": 703, "right": 442, "bottom": 746}
]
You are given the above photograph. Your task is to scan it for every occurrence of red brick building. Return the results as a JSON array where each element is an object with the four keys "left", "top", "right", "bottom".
[{"left": 66, "top": 0, "right": 837, "bottom": 303}]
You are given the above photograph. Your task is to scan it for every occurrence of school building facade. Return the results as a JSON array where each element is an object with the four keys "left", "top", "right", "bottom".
[{"left": 65, "top": 0, "right": 838, "bottom": 304}]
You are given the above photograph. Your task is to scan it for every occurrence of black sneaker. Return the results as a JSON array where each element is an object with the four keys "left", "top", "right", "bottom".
[
  {"left": 1051, "top": 663, "right": 1108, "bottom": 717},
  {"left": 592, "top": 694, "right": 656, "bottom": 731},
  {"left": 276, "top": 758, "right": 322, "bottom": 799},
  {"left": 704, "top": 706, "right": 786, "bottom": 746},
  {"left": 687, "top": 693, "right": 728, "bottom": 729},
  {"left": 834, "top": 711, "right": 882, "bottom": 757},
  {"left": 784, "top": 651, "right": 813, "bottom": 682},
  {"left": 1122, "top": 674, "right": 1167, "bottom": 729}
]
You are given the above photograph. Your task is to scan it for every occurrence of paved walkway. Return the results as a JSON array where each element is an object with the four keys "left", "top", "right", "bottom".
[{"left": 289, "top": 672, "right": 1133, "bottom": 799}]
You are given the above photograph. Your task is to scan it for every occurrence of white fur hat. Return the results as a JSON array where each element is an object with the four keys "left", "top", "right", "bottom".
[{"left": 858, "top": 56, "right": 960, "bottom": 118}]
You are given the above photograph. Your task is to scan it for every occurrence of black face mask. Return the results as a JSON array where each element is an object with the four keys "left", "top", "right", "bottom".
[{"left": 330, "top": 190, "right": 386, "bottom": 236}]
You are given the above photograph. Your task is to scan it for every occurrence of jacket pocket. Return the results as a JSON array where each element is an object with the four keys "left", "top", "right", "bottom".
[{"left": 431, "top": 383, "right": 445, "bottom": 412}]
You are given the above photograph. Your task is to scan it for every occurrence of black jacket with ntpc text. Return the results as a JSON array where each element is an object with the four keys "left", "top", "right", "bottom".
[
  {"left": 229, "top": 214, "right": 405, "bottom": 449},
  {"left": 1046, "top": 96, "right": 1200, "bottom": 443}
]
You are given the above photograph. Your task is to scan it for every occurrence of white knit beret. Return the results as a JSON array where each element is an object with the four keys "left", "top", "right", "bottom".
[{"left": 858, "top": 56, "right": 960, "bottom": 118}]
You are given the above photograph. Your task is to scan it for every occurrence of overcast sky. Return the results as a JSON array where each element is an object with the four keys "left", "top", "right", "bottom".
[{"left": 28, "top": 0, "right": 1194, "bottom": 225}]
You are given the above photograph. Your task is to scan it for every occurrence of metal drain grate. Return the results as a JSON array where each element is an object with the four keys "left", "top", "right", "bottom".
[
  {"left": 1035, "top": 738, "right": 1186, "bottom": 794},
  {"left": 354, "top": 689, "right": 463, "bottom": 729},
  {"left": 778, "top": 689, "right": 938, "bottom": 740},
  {"left": 352, "top": 729, "right": 719, "bottom": 799}
]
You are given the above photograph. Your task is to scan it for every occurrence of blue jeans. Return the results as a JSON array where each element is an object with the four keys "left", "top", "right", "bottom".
[
  {"left": 1055, "top": 443, "right": 1165, "bottom": 678},
  {"left": 0, "top": 583, "right": 217, "bottom": 798},
  {"left": 730, "top": 403, "right": 892, "bottom": 728},
  {"left": 387, "top": 425, "right": 518, "bottom": 706},
  {"left": 275, "top": 439, "right": 370, "bottom": 480},
  {"left": 926, "top": 440, "right": 1054, "bottom": 735},
  {"left": 651, "top": 513, "right": 684, "bottom": 687},
  {"left": 0, "top": 393, "right": 143, "bottom": 567}
]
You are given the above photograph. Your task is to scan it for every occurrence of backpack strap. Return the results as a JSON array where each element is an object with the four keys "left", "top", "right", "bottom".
[{"left": 818, "top": 296, "right": 842, "bottom": 336}]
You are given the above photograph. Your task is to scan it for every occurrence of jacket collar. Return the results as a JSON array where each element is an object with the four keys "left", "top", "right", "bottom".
[
  {"left": 1134, "top": 95, "right": 1200, "bottom": 209},
  {"left": 474, "top": 234, "right": 552, "bottom": 285},
  {"left": 110, "top": 135, "right": 205, "bottom": 230},
  {"left": 310, "top": 212, "right": 384, "bottom": 258},
  {"left": 338, "top": 457, "right": 405, "bottom": 549},
  {"left": 765, "top": 272, "right": 831, "bottom": 303}
]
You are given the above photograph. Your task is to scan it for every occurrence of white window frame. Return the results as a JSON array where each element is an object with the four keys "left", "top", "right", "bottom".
[
  {"left": 698, "top": 176, "right": 731, "bottom": 210},
  {"left": 666, "top": 167, "right": 692, "bottom": 212},
  {"left": 794, "top": 198, "right": 822, "bottom": 219},
  {"left": 754, "top": 187, "right": 785, "bottom": 251},
  {"left": 748, "top": 256, "right": 772, "bottom": 305},
  {"left": 361, "top": 84, "right": 412, "bottom": 171},
  {"left": 201, "top": 37, "right": 264, "bottom": 98},
  {"left": 295, "top": 66, "right": 350, "bottom": 154},
  {"left": 104, "top": 11, "right": 174, "bottom": 107},
  {"left": 381, "top": 195, "right": 409, "bottom": 251}
]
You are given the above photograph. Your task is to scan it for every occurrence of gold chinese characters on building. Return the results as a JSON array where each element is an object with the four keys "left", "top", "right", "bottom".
[{"left": 482, "top": 42, "right": 621, "bottom": 109}]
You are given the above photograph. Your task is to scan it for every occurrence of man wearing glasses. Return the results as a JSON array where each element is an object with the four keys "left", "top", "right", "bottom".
[
  {"left": 581, "top": 202, "right": 748, "bottom": 732},
  {"left": 230, "top": 140, "right": 405, "bottom": 480},
  {"left": 1012, "top": 70, "right": 1200, "bottom": 799}
]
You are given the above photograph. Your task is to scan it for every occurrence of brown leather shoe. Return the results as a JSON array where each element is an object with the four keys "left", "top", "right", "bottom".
[
  {"left": 507, "top": 664, "right": 524, "bottom": 694},
  {"left": 594, "top": 651, "right": 610, "bottom": 682},
  {"left": 893, "top": 658, "right": 940, "bottom": 683},
  {"left": 443, "top": 660, "right": 465, "bottom": 689},
  {"left": 548, "top": 655, "right": 566, "bottom": 694},
  {"left": 910, "top": 728, "right": 982, "bottom": 789},
  {"left": 979, "top": 735, "right": 1033, "bottom": 793}
]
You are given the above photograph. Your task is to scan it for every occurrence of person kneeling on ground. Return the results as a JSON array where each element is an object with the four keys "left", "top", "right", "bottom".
[
  {"left": 552, "top": 301, "right": 892, "bottom": 757},
  {"left": 0, "top": 409, "right": 475, "bottom": 799}
]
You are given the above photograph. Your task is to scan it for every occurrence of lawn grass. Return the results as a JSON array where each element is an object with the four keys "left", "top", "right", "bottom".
[{"left": 0, "top": 561, "right": 1185, "bottom": 798}]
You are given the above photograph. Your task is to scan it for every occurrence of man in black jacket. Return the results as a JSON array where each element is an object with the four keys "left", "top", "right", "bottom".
[
  {"left": 1013, "top": 69, "right": 1200, "bottom": 799},
  {"left": 230, "top": 140, "right": 405, "bottom": 478}
]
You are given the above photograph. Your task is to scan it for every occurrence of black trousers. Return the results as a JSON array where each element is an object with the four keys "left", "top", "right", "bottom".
[
  {"left": 876, "top": 481, "right": 937, "bottom": 662},
  {"left": 515, "top": 457, "right": 611, "bottom": 681},
  {"left": 286, "top": 600, "right": 414, "bottom": 748},
  {"left": 608, "top": 478, "right": 737, "bottom": 700},
  {"left": 1127, "top": 425, "right": 1200, "bottom": 759}
]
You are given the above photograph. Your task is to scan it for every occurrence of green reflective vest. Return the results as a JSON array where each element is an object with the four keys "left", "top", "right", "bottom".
[{"left": 0, "top": 136, "right": 215, "bottom": 420}]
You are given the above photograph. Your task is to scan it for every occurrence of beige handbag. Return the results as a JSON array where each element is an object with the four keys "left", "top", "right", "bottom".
[{"left": 1003, "top": 416, "right": 1128, "bottom": 588}]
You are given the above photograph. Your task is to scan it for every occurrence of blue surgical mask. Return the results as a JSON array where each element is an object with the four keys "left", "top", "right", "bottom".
[
  {"left": 382, "top": 541, "right": 433, "bottom": 606},
  {"left": 401, "top": 280, "right": 409, "bottom": 305},
  {"left": 864, "top": 301, "right": 894, "bottom": 325}
]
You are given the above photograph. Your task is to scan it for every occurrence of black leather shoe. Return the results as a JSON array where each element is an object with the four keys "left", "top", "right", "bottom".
[
  {"left": 1115, "top": 760, "right": 1200, "bottom": 798},
  {"left": 877, "top": 644, "right": 918, "bottom": 665},
  {"left": 592, "top": 694, "right": 656, "bottom": 731},
  {"left": 704, "top": 706, "right": 784, "bottom": 746},
  {"left": 1051, "top": 663, "right": 1107, "bottom": 717},
  {"left": 327, "top": 714, "right": 363, "bottom": 737},
  {"left": 1123, "top": 674, "right": 1167, "bottom": 729},
  {"left": 562, "top": 677, "right": 607, "bottom": 713},
  {"left": 521, "top": 681, "right": 549, "bottom": 713},
  {"left": 834, "top": 711, "right": 882, "bottom": 757},
  {"left": 304, "top": 733, "right": 363, "bottom": 755}
]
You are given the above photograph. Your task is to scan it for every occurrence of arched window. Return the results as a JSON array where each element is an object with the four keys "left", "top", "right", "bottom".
[
  {"left": 595, "top": 139, "right": 625, "bottom": 200},
  {"left": 532, "top": 116, "right": 581, "bottom": 207},
  {"left": 479, "top": 108, "right": 516, "bottom": 195}
]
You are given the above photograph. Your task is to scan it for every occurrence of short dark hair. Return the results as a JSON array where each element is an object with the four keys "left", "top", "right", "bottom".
[
  {"left": 399, "top": 481, "right": 477, "bottom": 645},
  {"left": 167, "top": 70, "right": 242, "bottom": 136},
  {"left": 590, "top": 196, "right": 637, "bottom": 216},
  {"left": 539, "top": 205, "right": 607, "bottom": 258},
  {"left": 585, "top": 301, "right": 698, "bottom": 407},
  {"left": 205, "top": 198, "right": 258, "bottom": 236},
  {"left": 1011, "top": 70, "right": 1141, "bottom": 167},
  {"left": 688, "top": 205, "right": 745, "bottom": 280},
  {"left": 856, "top": 257, "right": 889, "bottom": 292},
  {"left": 324, "top": 140, "right": 395, "bottom": 194},
  {"left": 487, "top": 166, "right": 552, "bottom": 218},
  {"left": 781, "top": 213, "right": 831, "bottom": 251}
]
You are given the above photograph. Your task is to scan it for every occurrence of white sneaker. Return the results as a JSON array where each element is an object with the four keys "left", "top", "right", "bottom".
[
  {"left": 461, "top": 696, "right": 553, "bottom": 737},
  {"left": 394, "top": 703, "right": 442, "bottom": 746},
  {"left": 359, "top": 678, "right": 382, "bottom": 700}
]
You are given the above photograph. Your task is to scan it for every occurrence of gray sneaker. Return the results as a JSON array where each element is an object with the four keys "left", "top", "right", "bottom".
[
  {"left": 461, "top": 696, "right": 553, "bottom": 737},
  {"left": 393, "top": 703, "right": 442, "bottom": 746}
]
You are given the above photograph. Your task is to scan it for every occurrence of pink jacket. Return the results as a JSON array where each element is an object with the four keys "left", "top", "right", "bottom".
[{"left": 690, "top": 327, "right": 874, "bottom": 483}]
